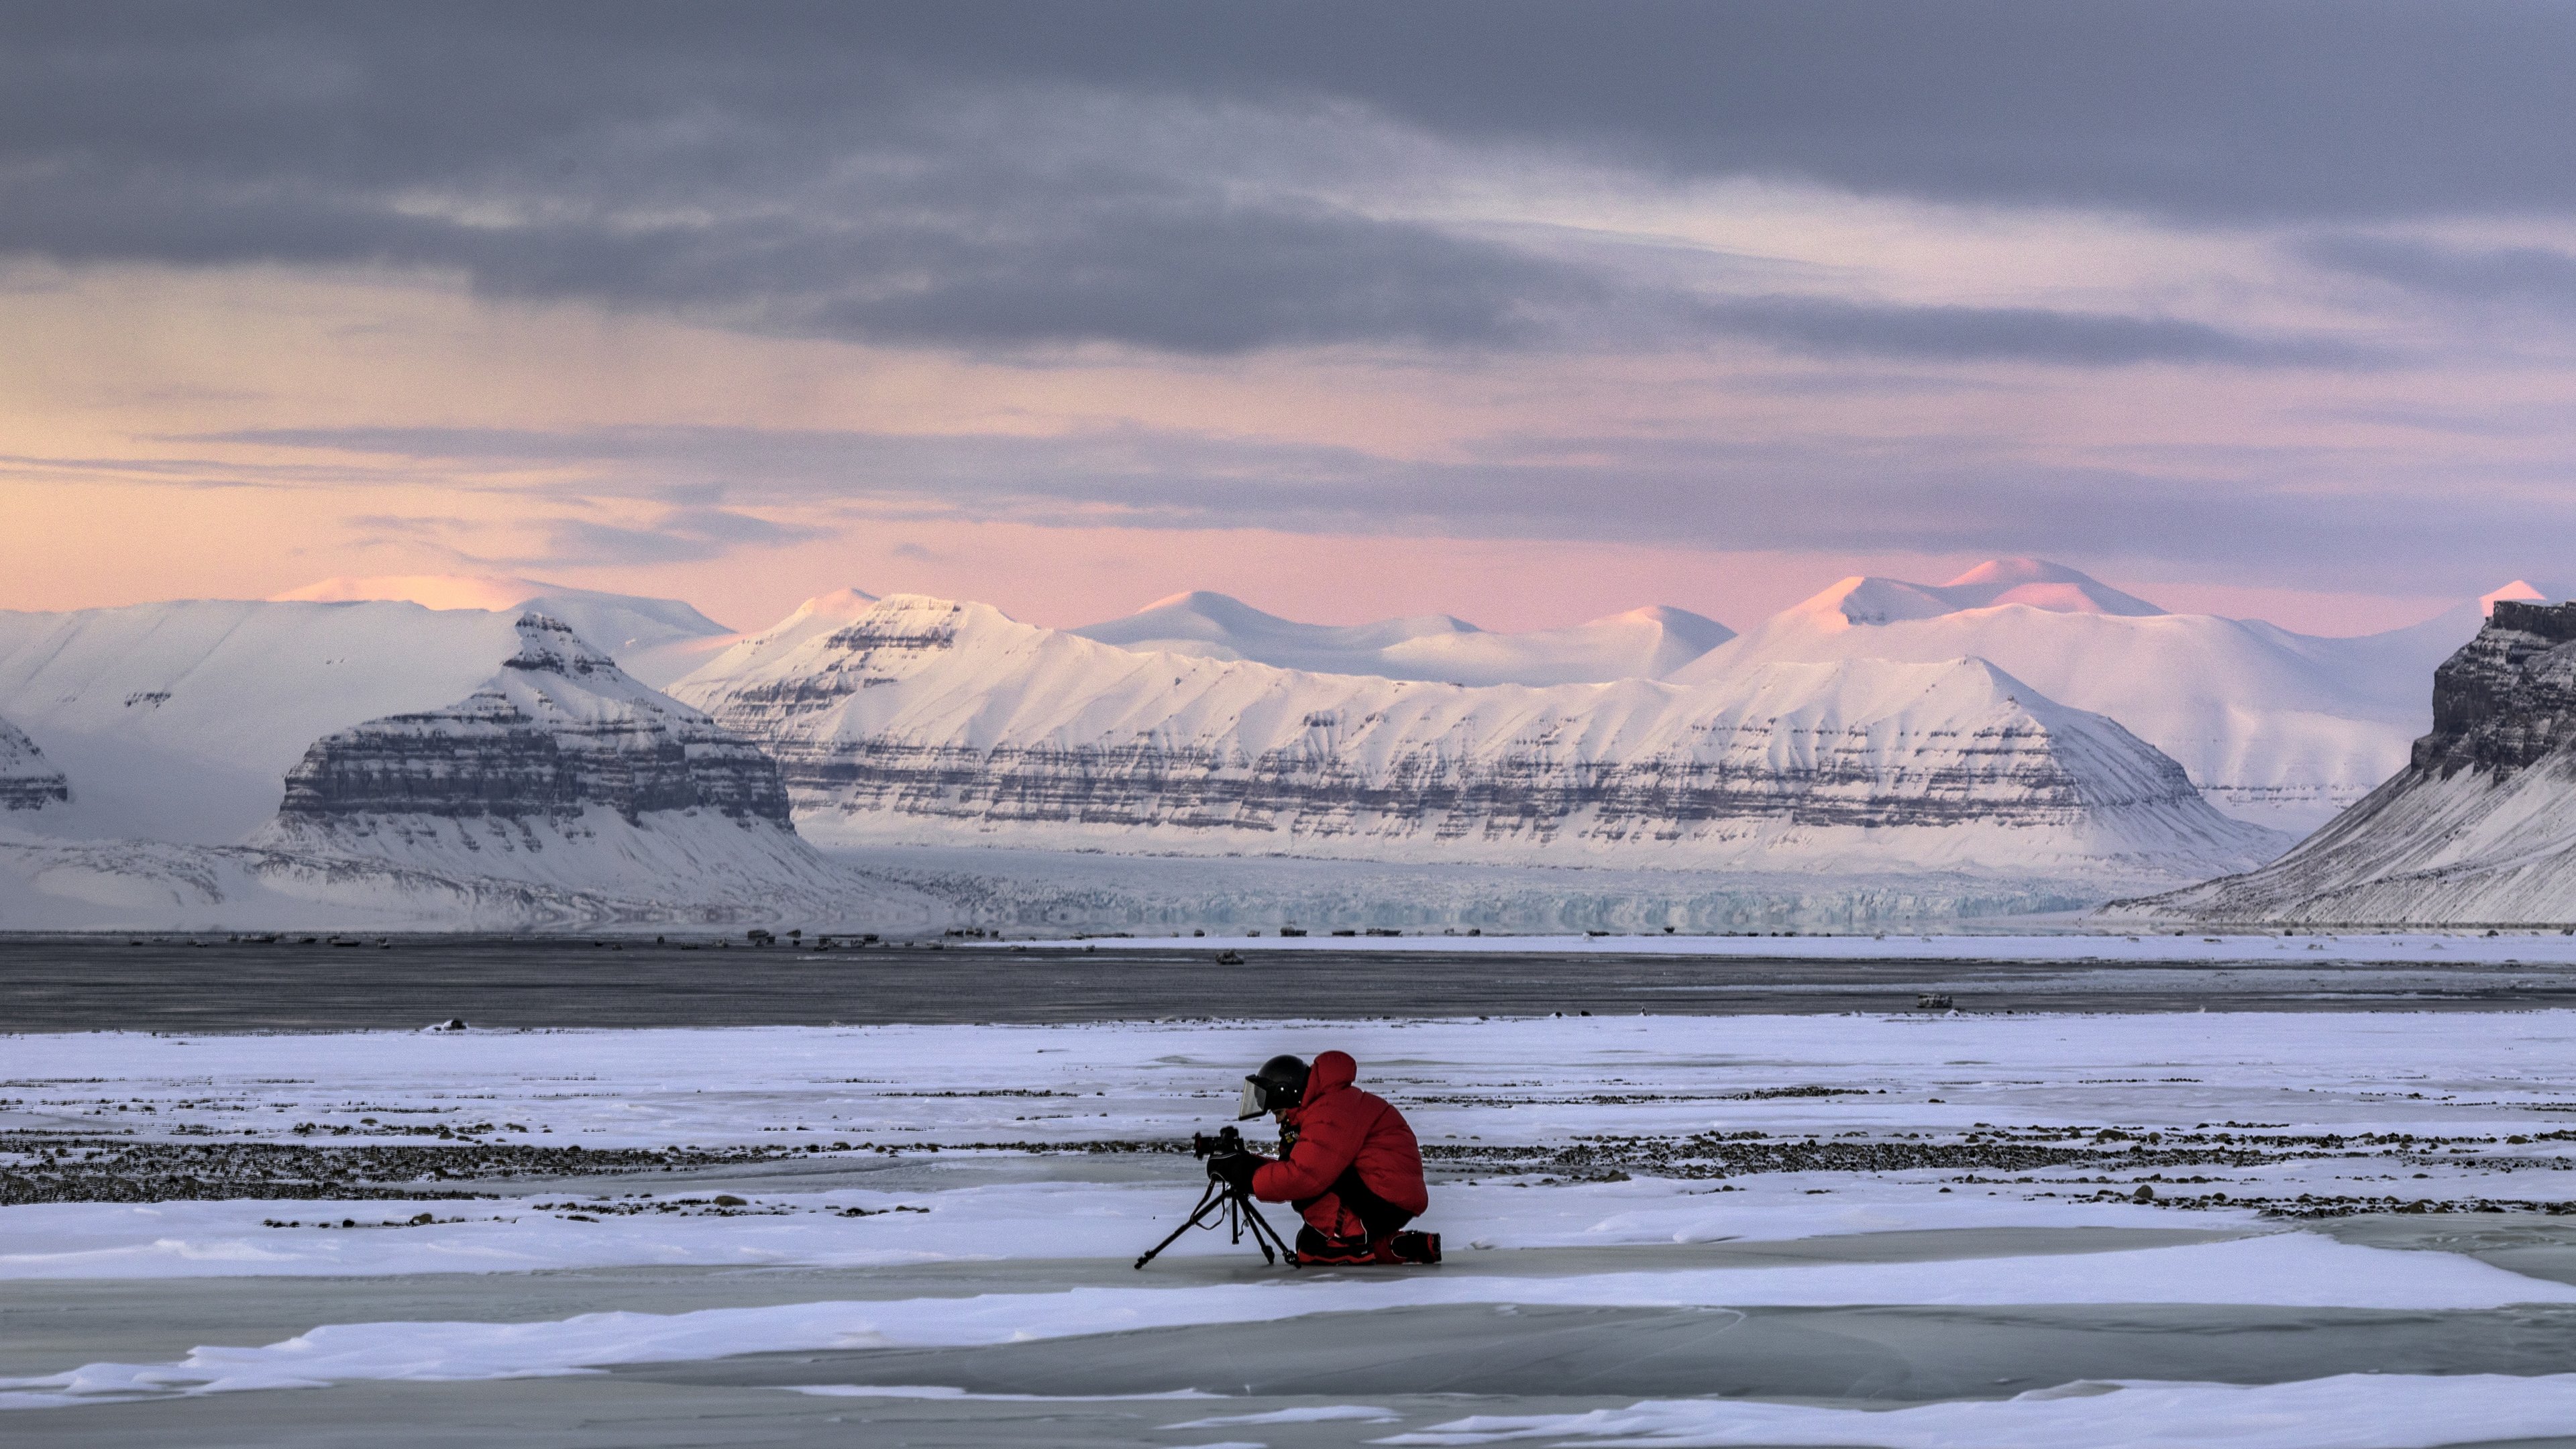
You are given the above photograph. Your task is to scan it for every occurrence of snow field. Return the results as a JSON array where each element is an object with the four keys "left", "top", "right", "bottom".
[
  {"left": 0, "top": 1169, "right": 2223, "bottom": 1281},
  {"left": 9, "top": 1010, "right": 2576, "bottom": 1436},
  {"left": 15, "top": 1009, "right": 2576, "bottom": 1148}
]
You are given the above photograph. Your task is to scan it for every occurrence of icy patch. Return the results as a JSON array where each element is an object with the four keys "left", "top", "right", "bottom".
[
  {"left": 1172, "top": 1405, "right": 1401, "bottom": 1426},
  {"left": 1379, "top": 1372, "right": 2576, "bottom": 1448},
  {"left": 787, "top": 1384, "right": 1215, "bottom": 1402},
  {"left": 7, "top": 1236, "right": 2571, "bottom": 1409}
]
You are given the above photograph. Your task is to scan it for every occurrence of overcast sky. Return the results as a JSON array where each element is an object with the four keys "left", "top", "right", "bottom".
[{"left": 7, "top": 1, "right": 2575, "bottom": 633}]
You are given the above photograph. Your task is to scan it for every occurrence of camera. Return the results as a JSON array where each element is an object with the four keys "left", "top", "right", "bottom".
[{"left": 1191, "top": 1124, "right": 1247, "bottom": 1160}]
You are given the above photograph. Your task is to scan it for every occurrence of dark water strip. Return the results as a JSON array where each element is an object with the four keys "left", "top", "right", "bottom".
[{"left": 8, "top": 935, "right": 2576, "bottom": 1031}]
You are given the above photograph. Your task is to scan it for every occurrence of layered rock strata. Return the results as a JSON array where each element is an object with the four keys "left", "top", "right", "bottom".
[
  {"left": 672, "top": 594, "right": 2284, "bottom": 881},
  {"left": 0, "top": 715, "right": 69, "bottom": 812},
  {"left": 2120, "top": 600, "right": 2576, "bottom": 923},
  {"left": 275, "top": 614, "right": 790, "bottom": 827},
  {"left": 255, "top": 614, "right": 837, "bottom": 906}
]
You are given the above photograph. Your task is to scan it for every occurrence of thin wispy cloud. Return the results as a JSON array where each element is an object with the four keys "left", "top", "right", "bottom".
[{"left": 189, "top": 423, "right": 2576, "bottom": 594}]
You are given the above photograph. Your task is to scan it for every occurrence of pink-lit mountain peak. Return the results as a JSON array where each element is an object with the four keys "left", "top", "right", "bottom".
[{"left": 1801, "top": 558, "right": 2167, "bottom": 627}]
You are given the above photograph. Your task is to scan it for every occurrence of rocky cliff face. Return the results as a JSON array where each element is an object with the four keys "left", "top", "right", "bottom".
[
  {"left": 0, "top": 714, "right": 69, "bottom": 812},
  {"left": 2116, "top": 600, "right": 2576, "bottom": 923},
  {"left": 670, "top": 594, "right": 2284, "bottom": 881},
  {"left": 275, "top": 614, "right": 790, "bottom": 827},
  {"left": 254, "top": 614, "right": 843, "bottom": 907}
]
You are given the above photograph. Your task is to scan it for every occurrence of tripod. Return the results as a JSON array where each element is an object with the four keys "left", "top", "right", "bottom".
[{"left": 1133, "top": 1172, "right": 1299, "bottom": 1270}]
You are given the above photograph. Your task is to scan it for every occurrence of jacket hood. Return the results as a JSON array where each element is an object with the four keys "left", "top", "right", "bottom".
[{"left": 1307, "top": 1050, "right": 1357, "bottom": 1096}]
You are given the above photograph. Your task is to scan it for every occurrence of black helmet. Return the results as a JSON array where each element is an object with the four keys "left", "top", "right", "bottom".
[{"left": 1236, "top": 1053, "right": 1309, "bottom": 1120}]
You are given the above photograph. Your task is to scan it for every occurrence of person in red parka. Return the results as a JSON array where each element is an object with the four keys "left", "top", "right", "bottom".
[{"left": 1210, "top": 1051, "right": 1438, "bottom": 1265}]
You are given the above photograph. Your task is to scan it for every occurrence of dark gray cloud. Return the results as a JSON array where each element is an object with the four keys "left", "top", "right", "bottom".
[
  {"left": 1690, "top": 298, "right": 2363, "bottom": 367},
  {"left": 345, "top": 500, "right": 830, "bottom": 568},
  {"left": 201, "top": 422, "right": 2576, "bottom": 596},
  {"left": 0, "top": 3, "right": 2551, "bottom": 356},
  {"left": 2307, "top": 235, "right": 2576, "bottom": 311},
  {"left": 13, "top": 5, "right": 2574, "bottom": 214},
  {"left": 523, "top": 508, "right": 832, "bottom": 568},
  {"left": 0, "top": 151, "right": 1599, "bottom": 354}
]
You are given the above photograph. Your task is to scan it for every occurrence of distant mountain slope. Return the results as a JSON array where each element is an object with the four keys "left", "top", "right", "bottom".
[
  {"left": 1672, "top": 558, "right": 2493, "bottom": 833},
  {"left": 1072, "top": 591, "right": 1733, "bottom": 685},
  {"left": 671, "top": 586, "right": 879, "bottom": 684},
  {"left": 0, "top": 580, "right": 752, "bottom": 845},
  {"left": 673, "top": 592, "right": 2282, "bottom": 883},
  {"left": 271, "top": 574, "right": 736, "bottom": 686},
  {"left": 251, "top": 613, "right": 853, "bottom": 909},
  {"left": 2118, "top": 598, "right": 2576, "bottom": 924},
  {"left": 1814, "top": 557, "right": 2167, "bottom": 622},
  {"left": 0, "top": 714, "right": 69, "bottom": 812},
  {"left": 0, "top": 600, "right": 533, "bottom": 843}
]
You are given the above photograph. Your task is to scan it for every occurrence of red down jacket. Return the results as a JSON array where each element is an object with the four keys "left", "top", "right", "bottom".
[{"left": 1250, "top": 1051, "right": 1429, "bottom": 1239}]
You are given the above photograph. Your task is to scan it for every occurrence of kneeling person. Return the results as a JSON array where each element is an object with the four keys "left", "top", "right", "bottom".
[{"left": 1212, "top": 1051, "right": 1439, "bottom": 1265}]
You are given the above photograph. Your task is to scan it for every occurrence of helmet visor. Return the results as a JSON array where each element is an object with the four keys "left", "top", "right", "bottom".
[{"left": 1236, "top": 1078, "right": 1268, "bottom": 1120}]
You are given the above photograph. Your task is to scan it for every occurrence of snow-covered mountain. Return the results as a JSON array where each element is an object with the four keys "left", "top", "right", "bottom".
[
  {"left": 1803, "top": 557, "right": 2167, "bottom": 622},
  {"left": 2118, "top": 599, "right": 2576, "bottom": 925},
  {"left": 270, "top": 574, "right": 736, "bottom": 686},
  {"left": 0, "top": 578, "right": 748, "bottom": 845},
  {"left": 249, "top": 612, "right": 853, "bottom": 910},
  {"left": 672, "top": 592, "right": 2281, "bottom": 883},
  {"left": 672, "top": 586, "right": 881, "bottom": 684},
  {"left": 0, "top": 714, "right": 69, "bottom": 813},
  {"left": 1672, "top": 558, "right": 2491, "bottom": 834},
  {"left": 1073, "top": 592, "right": 1733, "bottom": 686},
  {"left": 0, "top": 600, "right": 543, "bottom": 843}
]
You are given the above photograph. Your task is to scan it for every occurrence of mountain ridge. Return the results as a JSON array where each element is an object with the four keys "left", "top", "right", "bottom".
[
  {"left": 1673, "top": 559, "right": 2491, "bottom": 833},
  {"left": 672, "top": 591, "right": 2284, "bottom": 882},
  {"left": 1072, "top": 590, "right": 1733, "bottom": 686}
]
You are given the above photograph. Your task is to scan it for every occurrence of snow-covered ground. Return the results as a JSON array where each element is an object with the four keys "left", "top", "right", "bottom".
[{"left": 7, "top": 1012, "right": 2576, "bottom": 1442}]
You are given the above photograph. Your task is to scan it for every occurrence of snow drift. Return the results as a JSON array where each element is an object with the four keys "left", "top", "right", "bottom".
[{"left": 672, "top": 592, "right": 2283, "bottom": 883}]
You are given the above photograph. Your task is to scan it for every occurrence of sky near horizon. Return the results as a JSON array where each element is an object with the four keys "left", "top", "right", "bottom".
[{"left": 6, "top": 3, "right": 2575, "bottom": 637}]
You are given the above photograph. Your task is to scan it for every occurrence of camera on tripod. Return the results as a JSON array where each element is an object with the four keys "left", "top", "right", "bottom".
[
  {"left": 1191, "top": 1124, "right": 1248, "bottom": 1163},
  {"left": 1136, "top": 1122, "right": 1295, "bottom": 1271}
]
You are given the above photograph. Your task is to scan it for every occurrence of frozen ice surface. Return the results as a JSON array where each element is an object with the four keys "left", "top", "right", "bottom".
[
  {"left": 9, "top": 1233, "right": 2573, "bottom": 1407},
  {"left": 1384, "top": 1372, "right": 2576, "bottom": 1448},
  {"left": 9, "top": 1011, "right": 2576, "bottom": 1442}
]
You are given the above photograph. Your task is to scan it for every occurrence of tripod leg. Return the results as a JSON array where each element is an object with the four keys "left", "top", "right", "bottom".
[
  {"left": 1134, "top": 1180, "right": 1228, "bottom": 1270},
  {"left": 1234, "top": 1192, "right": 1294, "bottom": 1267},
  {"left": 1236, "top": 1194, "right": 1273, "bottom": 1264}
]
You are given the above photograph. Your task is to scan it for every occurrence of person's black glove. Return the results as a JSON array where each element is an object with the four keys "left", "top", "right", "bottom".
[{"left": 1208, "top": 1150, "right": 1267, "bottom": 1193}]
